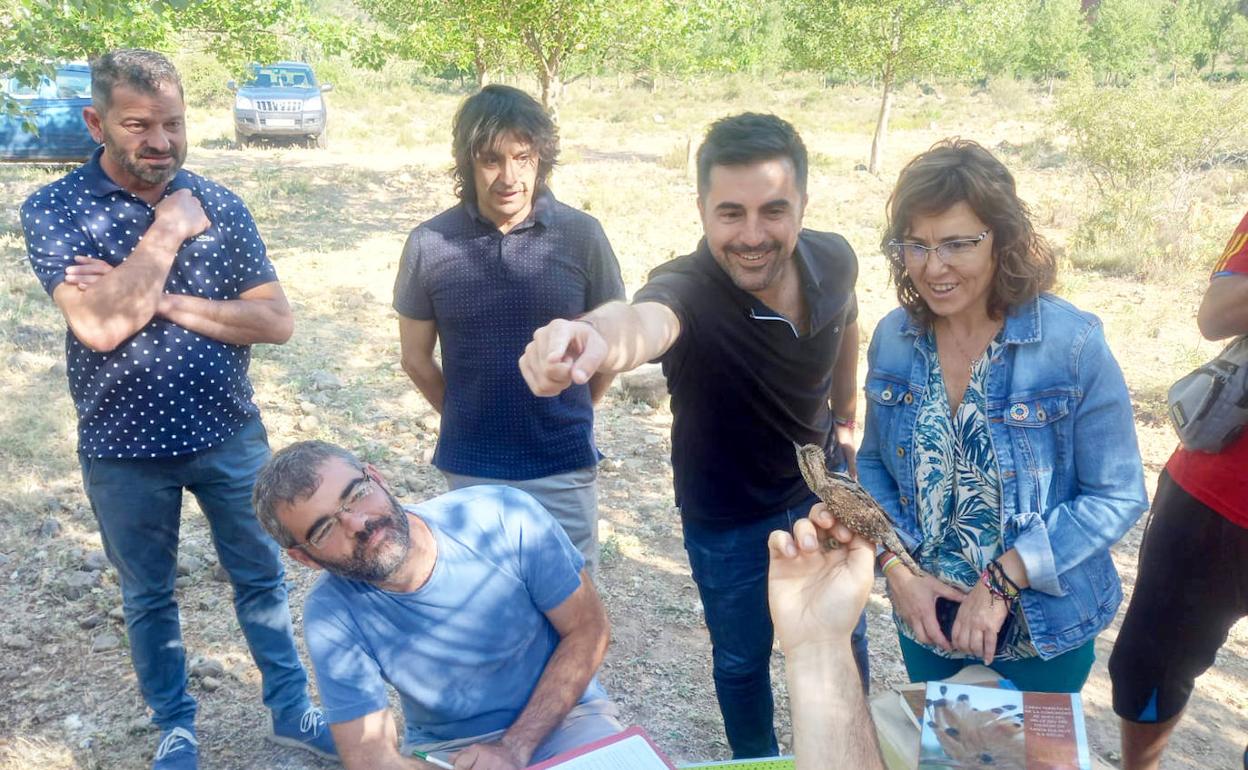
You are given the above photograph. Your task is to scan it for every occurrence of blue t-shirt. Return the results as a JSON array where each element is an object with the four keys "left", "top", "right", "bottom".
[
  {"left": 303, "top": 485, "right": 607, "bottom": 745},
  {"left": 392, "top": 190, "right": 625, "bottom": 480},
  {"left": 21, "top": 148, "right": 276, "bottom": 459}
]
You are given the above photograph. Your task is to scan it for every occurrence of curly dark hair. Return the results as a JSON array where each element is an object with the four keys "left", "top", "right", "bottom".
[
  {"left": 451, "top": 84, "right": 558, "bottom": 204},
  {"left": 881, "top": 138, "right": 1055, "bottom": 325}
]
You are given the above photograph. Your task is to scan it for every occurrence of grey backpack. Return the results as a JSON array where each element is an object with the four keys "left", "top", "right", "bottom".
[{"left": 1167, "top": 335, "right": 1248, "bottom": 453}]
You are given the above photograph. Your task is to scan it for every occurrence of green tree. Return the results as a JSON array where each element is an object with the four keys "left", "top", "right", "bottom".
[
  {"left": 1, "top": 0, "right": 325, "bottom": 118},
  {"left": 1019, "top": 0, "right": 1089, "bottom": 91},
  {"left": 1084, "top": 0, "right": 1164, "bottom": 83},
  {"left": 354, "top": 0, "right": 512, "bottom": 87},
  {"left": 359, "top": 0, "right": 647, "bottom": 117},
  {"left": 510, "top": 0, "right": 621, "bottom": 117},
  {"left": 619, "top": 0, "right": 789, "bottom": 88},
  {"left": 1189, "top": 0, "right": 1248, "bottom": 73},
  {"left": 786, "top": 0, "right": 988, "bottom": 174}
]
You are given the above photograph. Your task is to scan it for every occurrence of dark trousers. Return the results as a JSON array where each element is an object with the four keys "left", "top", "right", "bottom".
[
  {"left": 79, "top": 418, "right": 309, "bottom": 729},
  {"left": 683, "top": 495, "right": 870, "bottom": 759},
  {"left": 1109, "top": 471, "right": 1248, "bottom": 725}
]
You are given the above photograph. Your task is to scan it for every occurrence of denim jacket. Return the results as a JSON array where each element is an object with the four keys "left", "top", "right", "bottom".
[{"left": 858, "top": 294, "right": 1148, "bottom": 659}]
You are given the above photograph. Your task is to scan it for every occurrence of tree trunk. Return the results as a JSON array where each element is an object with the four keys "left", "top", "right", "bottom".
[
  {"left": 869, "top": 67, "right": 894, "bottom": 175},
  {"left": 473, "top": 40, "right": 490, "bottom": 89},
  {"left": 539, "top": 65, "right": 563, "bottom": 123}
]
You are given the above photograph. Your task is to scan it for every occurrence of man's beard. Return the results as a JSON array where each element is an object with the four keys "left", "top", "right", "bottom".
[
  {"left": 307, "top": 491, "right": 412, "bottom": 584},
  {"left": 103, "top": 130, "right": 185, "bottom": 186}
]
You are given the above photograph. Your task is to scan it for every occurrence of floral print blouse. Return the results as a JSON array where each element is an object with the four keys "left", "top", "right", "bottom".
[{"left": 895, "top": 331, "right": 1037, "bottom": 661}]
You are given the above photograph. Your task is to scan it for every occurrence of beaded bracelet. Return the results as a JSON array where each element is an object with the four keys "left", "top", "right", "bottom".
[
  {"left": 980, "top": 569, "right": 1012, "bottom": 605},
  {"left": 834, "top": 416, "right": 857, "bottom": 430},
  {"left": 987, "top": 560, "right": 1021, "bottom": 599}
]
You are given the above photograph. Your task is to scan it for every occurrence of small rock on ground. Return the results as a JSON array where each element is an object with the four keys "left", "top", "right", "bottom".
[
  {"left": 309, "top": 370, "right": 343, "bottom": 391},
  {"left": 3, "top": 633, "right": 33, "bottom": 650},
  {"left": 190, "top": 657, "right": 225, "bottom": 679},
  {"left": 90, "top": 634, "right": 121, "bottom": 653},
  {"left": 82, "top": 550, "right": 110, "bottom": 572}
]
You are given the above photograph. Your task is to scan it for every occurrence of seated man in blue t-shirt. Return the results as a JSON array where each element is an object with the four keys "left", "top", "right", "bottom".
[{"left": 252, "top": 440, "right": 621, "bottom": 770}]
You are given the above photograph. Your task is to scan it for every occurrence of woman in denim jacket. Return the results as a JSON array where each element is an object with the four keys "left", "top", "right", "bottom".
[{"left": 859, "top": 140, "right": 1148, "bottom": 692}]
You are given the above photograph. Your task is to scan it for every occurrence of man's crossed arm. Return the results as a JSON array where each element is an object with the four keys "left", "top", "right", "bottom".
[{"left": 55, "top": 189, "right": 291, "bottom": 350}]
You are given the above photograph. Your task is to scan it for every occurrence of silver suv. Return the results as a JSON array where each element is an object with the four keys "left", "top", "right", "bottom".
[{"left": 230, "top": 62, "right": 332, "bottom": 148}]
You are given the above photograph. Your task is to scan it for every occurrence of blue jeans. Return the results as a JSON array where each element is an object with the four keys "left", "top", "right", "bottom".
[
  {"left": 682, "top": 494, "right": 870, "bottom": 759},
  {"left": 79, "top": 418, "right": 309, "bottom": 730}
]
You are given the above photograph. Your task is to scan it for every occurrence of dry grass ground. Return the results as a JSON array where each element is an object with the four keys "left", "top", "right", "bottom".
[{"left": 0, "top": 72, "right": 1244, "bottom": 769}]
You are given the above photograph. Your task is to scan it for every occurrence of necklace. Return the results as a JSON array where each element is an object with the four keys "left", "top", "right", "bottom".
[{"left": 940, "top": 319, "right": 1002, "bottom": 374}]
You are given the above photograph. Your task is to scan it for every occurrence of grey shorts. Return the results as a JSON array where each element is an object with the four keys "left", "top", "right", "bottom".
[{"left": 442, "top": 466, "right": 601, "bottom": 577}]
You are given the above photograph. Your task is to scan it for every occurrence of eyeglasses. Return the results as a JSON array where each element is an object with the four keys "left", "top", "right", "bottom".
[
  {"left": 887, "top": 229, "right": 990, "bottom": 266},
  {"left": 292, "top": 472, "right": 375, "bottom": 551}
]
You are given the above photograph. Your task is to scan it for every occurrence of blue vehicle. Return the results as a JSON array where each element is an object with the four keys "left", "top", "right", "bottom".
[
  {"left": 0, "top": 63, "right": 99, "bottom": 162},
  {"left": 230, "top": 62, "right": 332, "bottom": 148}
]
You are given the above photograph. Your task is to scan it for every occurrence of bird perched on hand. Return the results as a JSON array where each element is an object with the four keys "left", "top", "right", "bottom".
[{"left": 795, "top": 442, "right": 926, "bottom": 577}]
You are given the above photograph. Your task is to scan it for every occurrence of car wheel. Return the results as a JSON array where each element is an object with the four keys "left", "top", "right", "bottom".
[
  {"left": 235, "top": 129, "right": 249, "bottom": 148},
  {"left": 314, "top": 130, "right": 328, "bottom": 150}
]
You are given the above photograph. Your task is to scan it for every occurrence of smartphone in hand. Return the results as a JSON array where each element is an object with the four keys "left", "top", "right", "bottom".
[{"left": 934, "top": 596, "right": 1016, "bottom": 656}]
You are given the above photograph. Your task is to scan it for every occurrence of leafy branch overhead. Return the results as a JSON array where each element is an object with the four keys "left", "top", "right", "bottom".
[{"left": 0, "top": 0, "right": 348, "bottom": 107}]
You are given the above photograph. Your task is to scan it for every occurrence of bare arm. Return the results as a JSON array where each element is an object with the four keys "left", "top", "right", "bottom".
[
  {"left": 1197, "top": 273, "right": 1248, "bottom": 340},
  {"left": 51, "top": 189, "right": 208, "bottom": 352},
  {"left": 519, "top": 301, "right": 680, "bottom": 397},
  {"left": 155, "top": 280, "right": 293, "bottom": 345},
  {"left": 453, "top": 572, "right": 610, "bottom": 769},
  {"left": 831, "top": 320, "right": 860, "bottom": 477},
  {"left": 329, "top": 709, "right": 435, "bottom": 770},
  {"left": 769, "top": 508, "right": 884, "bottom": 770},
  {"left": 398, "top": 316, "right": 446, "bottom": 413}
]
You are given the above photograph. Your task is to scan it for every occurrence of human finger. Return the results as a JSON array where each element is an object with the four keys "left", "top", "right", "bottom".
[
  {"left": 519, "top": 338, "right": 574, "bottom": 396},
  {"left": 567, "top": 326, "right": 607, "bottom": 384},
  {"left": 982, "top": 629, "right": 998, "bottom": 666},
  {"left": 790, "top": 517, "right": 823, "bottom": 553},
  {"left": 540, "top": 323, "right": 579, "bottom": 364},
  {"left": 767, "top": 528, "right": 798, "bottom": 560}
]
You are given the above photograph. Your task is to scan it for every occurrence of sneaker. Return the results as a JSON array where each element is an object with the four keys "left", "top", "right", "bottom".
[
  {"left": 152, "top": 726, "right": 198, "bottom": 770},
  {"left": 269, "top": 705, "right": 338, "bottom": 760}
]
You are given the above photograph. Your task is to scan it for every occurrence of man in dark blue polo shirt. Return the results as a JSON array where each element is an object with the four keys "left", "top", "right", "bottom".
[
  {"left": 394, "top": 85, "right": 623, "bottom": 575},
  {"left": 20, "top": 49, "right": 334, "bottom": 770},
  {"left": 521, "top": 113, "right": 867, "bottom": 759}
]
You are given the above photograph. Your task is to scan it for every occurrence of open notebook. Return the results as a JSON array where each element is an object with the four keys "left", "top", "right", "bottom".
[{"left": 526, "top": 726, "right": 677, "bottom": 769}]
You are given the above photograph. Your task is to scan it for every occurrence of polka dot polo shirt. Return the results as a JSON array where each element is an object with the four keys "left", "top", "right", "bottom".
[{"left": 21, "top": 149, "right": 277, "bottom": 459}]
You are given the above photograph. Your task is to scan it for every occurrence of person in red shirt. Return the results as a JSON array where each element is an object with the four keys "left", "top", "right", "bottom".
[{"left": 1109, "top": 211, "right": 1248, "bottom": 770}]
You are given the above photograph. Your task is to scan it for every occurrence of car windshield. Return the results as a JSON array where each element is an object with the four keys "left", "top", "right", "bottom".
[
  {"left": 245, "top": 66, "right": 315, "bottom": 88},
  {"left": 3, "top": 68, "right": 91, "bottom": 100}
]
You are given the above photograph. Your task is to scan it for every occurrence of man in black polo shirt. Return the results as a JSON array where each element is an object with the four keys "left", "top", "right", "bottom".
[{"left": 520, "top": 113, "right": 866, "bottom": 760}]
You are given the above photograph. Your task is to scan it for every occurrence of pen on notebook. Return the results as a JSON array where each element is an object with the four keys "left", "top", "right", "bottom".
[{"left": 412, "top": 750, "right": 455, "bottom": 769}]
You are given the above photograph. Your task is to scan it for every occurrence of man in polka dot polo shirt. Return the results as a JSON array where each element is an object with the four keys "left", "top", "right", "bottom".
[
  {"left": 20, "top": 49, "right": 335, "bottom": 770},
  {"left": 394, "top": 85, "right": 624, "bottom": 576}
]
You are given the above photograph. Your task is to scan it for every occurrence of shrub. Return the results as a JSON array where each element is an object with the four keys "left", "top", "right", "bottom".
[
  {"left": 1056, "top": 75, "right": 1248, "bottom": 192},
  {"left": 1056, "top": 75, "right": 1248, "bottom": 277}
]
